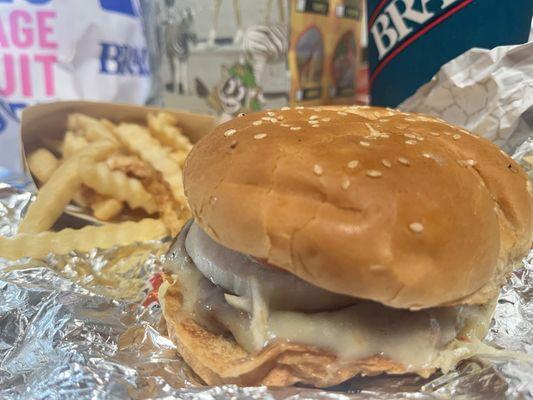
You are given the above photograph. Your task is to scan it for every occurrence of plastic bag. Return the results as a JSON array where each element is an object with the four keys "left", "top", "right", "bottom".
[{"left": 0, "top": 0, "right": 150, "bottom": 182}]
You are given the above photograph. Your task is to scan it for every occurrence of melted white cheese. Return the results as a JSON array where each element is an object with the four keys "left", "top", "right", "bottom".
[{"left": 166, "top": 223, "right": 496, "bottom": 374}]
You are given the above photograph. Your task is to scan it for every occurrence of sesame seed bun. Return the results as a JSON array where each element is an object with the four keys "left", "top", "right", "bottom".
[{"left": 183, "top": 106, "right": 532, "bottom": 309}]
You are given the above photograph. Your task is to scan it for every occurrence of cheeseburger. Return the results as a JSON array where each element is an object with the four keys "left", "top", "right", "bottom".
[{"left": 160, "top": 106, "right": 532, "bottom": 387}]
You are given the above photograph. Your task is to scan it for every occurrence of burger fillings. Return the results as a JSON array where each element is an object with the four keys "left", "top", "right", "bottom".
[{"left": 160, "top": 106, "right": 532, "bottom": 387}]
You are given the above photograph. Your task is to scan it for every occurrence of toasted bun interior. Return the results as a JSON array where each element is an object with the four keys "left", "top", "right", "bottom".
[{"left": 184, "top": 106, "right": 532, "bottom": 309}]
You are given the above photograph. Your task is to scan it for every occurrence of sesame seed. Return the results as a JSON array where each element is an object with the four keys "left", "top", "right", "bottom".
[
  {"left": 312, "top": 125, "right": 320, "bottom": 128},
  {"left": 422, "top": 153, "right": 432, "bottom": 158},
  {"left": 398, "top": 157, "right": 410, "bottom": 166},
  {"left": 370, "top": 264, "right": 386, "bottom": 272},
  {"left": 347, "top": 160, "right": 359, "bottom": 169},
  {"left": 365, "top": 123, "right": 382, "bottom": 137},
  {"left": 280, "top": 123, "right": 291, "bottom": 127},
  {"left": 453, "top": 134, "right": 461, "bottom": 140},
  {"left": 261, "top": 117, "right": 272, "bottom": 121},
  {"left": 313, "top": 164, "right": 323, "bottom": 176},
  {"left": 405, "top": 140, "right": 417, "bottom": 145},
  {"left": 430, "top": 132, "right": 440, "bottom": 137},
  {"left": 321, "top": 117, "right": 331, "bottom": 122},
  {"left": 395, "top": 123, "right": 410, "bottom": 129},
  {"left": 341, "top": 177, "right": 350, "bottom": 190},
  {"left": 337, "top": 111, "right": 347, "bottom": 116},
  {"left": 295, "top": 106, "right": 304, "bottom": 110},
  {"left": 277, "top": 115, "right": 284, "bottom": 120},
  {"left": 409, "top": 222, "right": 424, "bottom": 233},
  {"left": 254, "top": 133, "right": 267, "bottom": 140},
  {"left": 404, "top": 133, "right": 417, "bottom": 139},
  {"left": 308, "top": 120, "right": 319, "bottom": 124},
  {"left": 309, "top": 115, "right": 319, "bottom": 120},
  {"left": 366, "top": 170, "right": 382, "bottom": 178},
  {"left": 224, "top": 128, "right": 236, "bottom": 137},
  {"left": 229, "top": 140, "right": 238, "bottom": 148},
  {"left": 355, "top": 110, "right": 375, "bottom": 119},
  {"left": 443, "top": 132, "right": 451, "bottom": 136},
  {"left": 237, "top": 113, "right": 246, "bottom": 117},
  {"left": 360, "top": 141, "right": 371, "bottom": 147},
  {"left": 252, "top": 120, "right": 263, "bottom": 126},
  {"left": 267, "top": 111, "right": 275, "bottom": 116},
  {"left": 290, "top": 126, "right": 301, "bottom": 131},
  {"left": 416, "top": 136, "right": 424, "bottom": 141},
  {"left": 382, "top": 159, "right": 392, "bottom": 168},
  {"left": 458, "top": 159, "right": 476, "bottom": 167},
  {"left": 281, "top": 106, "right": 291, "bottom": 110},
  {"left": 416, "top": 115, "right": 437, "bottom": 123}
]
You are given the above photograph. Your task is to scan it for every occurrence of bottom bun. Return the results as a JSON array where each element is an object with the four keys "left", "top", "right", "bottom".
[{"left": 160, "top": 274, "right": 424, "bottom": 387}]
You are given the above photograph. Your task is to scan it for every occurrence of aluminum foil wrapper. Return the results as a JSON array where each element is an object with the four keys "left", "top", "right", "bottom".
[
  {"left": 0, "top": 178, "right": 532, "bottom": 399},
  {"left": 400, "top": 42, "right": 533, "bottom": 154}
]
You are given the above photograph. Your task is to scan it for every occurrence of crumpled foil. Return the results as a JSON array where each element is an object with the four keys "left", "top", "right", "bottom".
[
  {"left": 400, "top": 42, "right": 533, "bottom": 154},
  {"left": 1, "top": 43, "right": 533, "bottom": 398},
  {"left": 0, "top": 161, "right": 532, "bottom": 400}
]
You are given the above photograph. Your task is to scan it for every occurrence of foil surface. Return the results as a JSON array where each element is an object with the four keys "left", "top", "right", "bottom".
[
  {"left": 1, "top": 43, "right": 533, "bottom": 397},
  {"left": 401, "top": 42, "right": 533, "bottom": 154},
  {"left": 0, "top": 164, "right": 532, "bottom": 399}
]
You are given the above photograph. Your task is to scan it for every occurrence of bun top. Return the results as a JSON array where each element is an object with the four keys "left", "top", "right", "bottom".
[{"left": 183, "top": 106, "right": 532, "bottom": 309}]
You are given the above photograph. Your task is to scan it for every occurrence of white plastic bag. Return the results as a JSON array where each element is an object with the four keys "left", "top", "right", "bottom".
[{"left": 0, "top": 0, "right": 150, "bottom": 182}]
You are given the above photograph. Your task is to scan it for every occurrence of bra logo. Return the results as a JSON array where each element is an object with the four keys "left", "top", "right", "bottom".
[{"left": 370, "top": 0, "right": 460, "bottom": 60}]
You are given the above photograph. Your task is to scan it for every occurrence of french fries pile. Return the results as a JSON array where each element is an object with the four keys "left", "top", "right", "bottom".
[{"left": 0, "top": 112, "right": 192, "bottom": 260}]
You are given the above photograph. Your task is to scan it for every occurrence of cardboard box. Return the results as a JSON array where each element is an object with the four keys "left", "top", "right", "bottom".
[{"left": 20, "top": 101, "right": 215, "bottom": 227}]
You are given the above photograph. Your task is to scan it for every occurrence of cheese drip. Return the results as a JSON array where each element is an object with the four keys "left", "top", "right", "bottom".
[{"left": 165, "top": 222, "right": 497, "bottom": 375}]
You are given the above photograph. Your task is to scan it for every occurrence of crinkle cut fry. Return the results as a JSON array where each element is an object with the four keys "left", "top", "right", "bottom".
[
  {"left": 0, "top": 219, "right": 168, "bottom": 260},
  {"left": 19, "top": 141, "right": 117, "bottom": 234},
  {"left": 114, "top": 123, "right": 187, "bottom": 207},
  {"left": 79, "top": 160, "right": 158, "bottom": 214}
]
